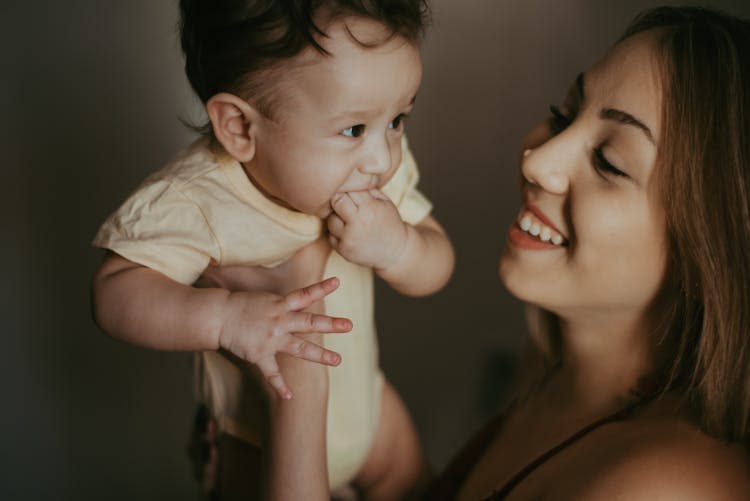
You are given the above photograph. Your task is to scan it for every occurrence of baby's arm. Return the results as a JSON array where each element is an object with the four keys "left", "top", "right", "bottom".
[
  {"left": 327, "top": 189, "right": 454, "bottom": 296},
  {"left": 91, "top": 252, "right": 351, "bottom": 398}
]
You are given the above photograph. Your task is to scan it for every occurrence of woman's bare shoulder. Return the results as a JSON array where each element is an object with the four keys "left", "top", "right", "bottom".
[{"left": 573, "top": 416, "right": 750, "bottom": 501}]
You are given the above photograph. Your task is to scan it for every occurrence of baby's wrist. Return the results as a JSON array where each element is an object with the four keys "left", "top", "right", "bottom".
[
  {"left": 376, "top": 222, "right": 414, "bottom": 278},
  {"left": 214, "top": 289, "right": 243, "bottom": 353}
]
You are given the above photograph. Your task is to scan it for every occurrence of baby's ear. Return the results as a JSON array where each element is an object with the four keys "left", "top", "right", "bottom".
[{"left": 205, "top": 93, "right": 259, "bottom": 162}]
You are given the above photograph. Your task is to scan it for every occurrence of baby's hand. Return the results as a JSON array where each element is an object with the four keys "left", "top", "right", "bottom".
[
  {"left": 326, "top": 189, "right": 409, "bottom": 270},
  {"left": 218, "top": 277, "right": 352, "bottom": 400}
]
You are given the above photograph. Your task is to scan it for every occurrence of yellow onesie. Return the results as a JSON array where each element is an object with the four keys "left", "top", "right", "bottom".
[{"left": 93, "top": 136, "right": 432, "bottom": 488}]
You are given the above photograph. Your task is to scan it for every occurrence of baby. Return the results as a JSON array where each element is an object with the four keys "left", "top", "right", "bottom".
[{"left": 91, "top": 0, "right": 453, "bottom": 498}]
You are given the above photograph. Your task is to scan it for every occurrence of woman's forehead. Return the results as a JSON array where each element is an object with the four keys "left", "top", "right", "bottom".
[{"left": 582, "top": 31, "right": 663, "bottom": 146}]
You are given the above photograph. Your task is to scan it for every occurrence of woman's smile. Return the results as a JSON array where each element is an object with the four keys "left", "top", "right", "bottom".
[{"left": 508, "top": 203, "right": 569, "bottom": 249}]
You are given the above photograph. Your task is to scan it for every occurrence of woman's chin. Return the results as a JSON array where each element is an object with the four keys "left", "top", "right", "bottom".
[
  {"left": 498, "top": 264, "right": 530, "bottom": 303},
  {"left": 499, "top": 259, "right": 554, "bottom": 310}
]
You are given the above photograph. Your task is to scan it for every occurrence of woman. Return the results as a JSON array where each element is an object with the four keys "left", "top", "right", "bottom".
[
  {"left": 428, "top": 6, "right": 750, "bottom": 499},
  {"left": 200, "top": 5, "right": 750, "bottom": 500}
]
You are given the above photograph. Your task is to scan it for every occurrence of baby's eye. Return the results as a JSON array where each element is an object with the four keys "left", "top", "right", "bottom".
[
  {"left": 548, "top": 105, "right": 572, "bottom": 135},
  {"left": 388, "top": 114, "right": 406, "bottom": 130},
  {"left": 341, "top": 125, "right": 365, "bottom": 138}
]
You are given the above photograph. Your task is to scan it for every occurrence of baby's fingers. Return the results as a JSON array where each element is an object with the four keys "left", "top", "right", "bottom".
[
  {"left": 287, "top": 311, "right": 353, "bottom": 334},
  {"left": 284, "top": 276, "right": 341, "bottom": 311},
  {"left": 331, "top": 192, "right": 358, "bottom": 220},
  {"left": 282, "top": 337, "right": 342, "bottom": 367},
  {"left": 327, "top": 213, "right": 345, "bottom": 237},
  {"left": 256, "top": 356, "right": 292, "bottom": 400}
]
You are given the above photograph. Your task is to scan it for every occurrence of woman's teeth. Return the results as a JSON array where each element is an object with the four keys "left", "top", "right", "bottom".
[{"left": 518, "top": 212, "right": 565, "bottom": 246}]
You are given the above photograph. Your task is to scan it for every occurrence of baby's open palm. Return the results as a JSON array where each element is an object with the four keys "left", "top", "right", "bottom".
[
  {"left": 217, "top": 277, "right": 351, "bottom": 399},
  {"left": 195, "top": 239, "right": 347, "bottom": 399}
]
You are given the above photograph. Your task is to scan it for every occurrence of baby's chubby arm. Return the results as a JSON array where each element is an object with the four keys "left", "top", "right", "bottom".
[
  {"left": 326, "top": 189, "right": 454, "bottom": 296},
  {"left": 91, "top": 252, "right": 351, "bottom": 399}
]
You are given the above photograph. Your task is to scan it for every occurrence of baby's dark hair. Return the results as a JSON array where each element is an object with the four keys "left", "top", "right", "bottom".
[{"left": 179, "top": 0, "right": 429, "bottom": 122}]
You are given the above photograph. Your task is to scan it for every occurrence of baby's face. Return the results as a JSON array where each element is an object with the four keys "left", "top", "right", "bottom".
[{"left": 243, "top": 15, "right": 423, "bottom": 218}]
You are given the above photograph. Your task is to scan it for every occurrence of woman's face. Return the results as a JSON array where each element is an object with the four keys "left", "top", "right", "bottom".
[{"left": 499, "top": 31, "right": 669, "bottom": 319}]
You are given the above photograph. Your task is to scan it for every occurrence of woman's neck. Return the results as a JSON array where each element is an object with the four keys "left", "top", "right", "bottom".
[{"left": 550, "top": 310, "right": 660, "bottom": 411}]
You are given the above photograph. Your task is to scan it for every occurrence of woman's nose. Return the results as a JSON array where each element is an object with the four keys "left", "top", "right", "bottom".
[{"left": 521, "top": 144, "right": 571, "bottom": 194}]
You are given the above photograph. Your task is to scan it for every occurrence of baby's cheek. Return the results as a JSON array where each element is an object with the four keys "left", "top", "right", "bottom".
[
  {"left": 391, "top": 146, "right": 403, "bottom": 172},
  {"left": 315, "top": 204, "right": 334, "bottom": 219},
  {"left": 379, "top": 153, "right": 402, "bottom": 187}
]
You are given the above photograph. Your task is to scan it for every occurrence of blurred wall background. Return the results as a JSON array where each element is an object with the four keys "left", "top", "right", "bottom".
[{"left": 4, "top": 1, "right": 750, "bottom": 499}]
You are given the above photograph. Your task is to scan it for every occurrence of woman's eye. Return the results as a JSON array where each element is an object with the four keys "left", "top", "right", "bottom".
[
  {"left": 388, "top": 114, "right": 406, "bottom": 130},
  {"left": 549, "top": 105, "right": 572, "bottom": 134},
  {"left": 593, "top": 148, "right": 627, "bottom": 178},
  {"left": 341, "top": 124, "right": 365, "bottom": 138}
]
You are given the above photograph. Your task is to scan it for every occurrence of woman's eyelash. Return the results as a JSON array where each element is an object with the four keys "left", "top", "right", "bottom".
[
  {"left": 549, "top": 105, "right": 572, "bottom": 134},
  {"left": 548, "top": 105, "right": 627, "bottom": 179},
  {"left": 593, "top": 148, "right": 627, "bottom": 178}
]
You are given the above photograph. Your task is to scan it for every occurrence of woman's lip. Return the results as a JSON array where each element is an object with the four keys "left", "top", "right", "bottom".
[{"left": 524, "top": 203, "right": 567, "bottom": 239}]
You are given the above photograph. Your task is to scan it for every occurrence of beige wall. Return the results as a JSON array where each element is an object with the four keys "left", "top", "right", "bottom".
[{"left": 5, "top": 1, "right": 750, "bottom": 498}]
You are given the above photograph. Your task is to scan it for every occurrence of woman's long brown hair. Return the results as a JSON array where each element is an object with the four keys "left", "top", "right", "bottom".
[{"left": 622, "top": 6, "right": 750, "bottom": 446}]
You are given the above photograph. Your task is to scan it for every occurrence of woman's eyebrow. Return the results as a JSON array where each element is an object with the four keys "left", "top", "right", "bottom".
[
  {"left": 579, "top": 72, "right": 654, "bottom": 144},
  {"left": 600, "top": 108, "right": 655, "bottom": 144}
]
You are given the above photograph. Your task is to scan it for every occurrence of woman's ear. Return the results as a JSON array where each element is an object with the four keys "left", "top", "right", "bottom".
[{"left": 206, "top": 93, "right": 259, "bottom": 162}]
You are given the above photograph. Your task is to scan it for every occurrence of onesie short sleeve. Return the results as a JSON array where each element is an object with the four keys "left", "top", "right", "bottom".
[
  {"left": 382, "top": 136, "right": 433, "bottom": 226},
  {"left": 93, "top": 178, "right": 220, "bottom": 285}
]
